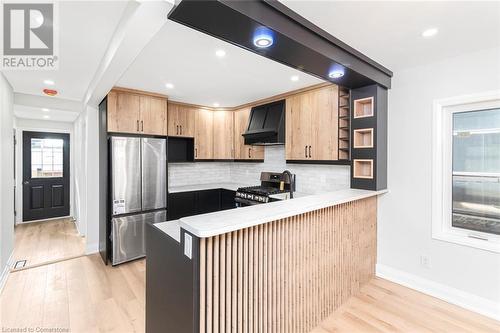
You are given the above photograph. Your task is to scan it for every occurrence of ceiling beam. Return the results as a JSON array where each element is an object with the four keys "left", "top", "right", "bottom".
[{"left": 169, "top": 0, "right": 392, "bottom": 89}]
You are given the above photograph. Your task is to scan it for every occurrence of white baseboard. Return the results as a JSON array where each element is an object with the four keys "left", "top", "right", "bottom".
[
  {"left": 85, "top": 242, "right": 99, "bottom": 255},
  {"left": 376, "top": 264, "right": 500, "bottom": 321},
  {"left": 0, "top": 251, "right": 14, "bottom": 295}
]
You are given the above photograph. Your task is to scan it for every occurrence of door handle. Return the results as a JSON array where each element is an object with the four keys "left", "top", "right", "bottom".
[
  {"left": 180, "top": 125, "right": 182, "bottom": 135},
  {"left": 141, "top": 120, "right": 144, "bottom": 132},
  {"left": 304, "top": 146, "right": 307, "bottom": 158},
  {"left": 137, "top": 120, "right": 139, "bottom": 132},
  {"left": 195, "top": 148, "right": 198, "bottom": 158},
  {"left": 23, "top": 180, "right": 29, "bottom": 185},
  {"left": 176, "top": 125, "right": 179, "bottom": 135},
  {"left": 309, "top": 146, "right": 312, "bottom": 158},
  {"left": 248, "top": 147, "right": 251, "bottom": 158}
]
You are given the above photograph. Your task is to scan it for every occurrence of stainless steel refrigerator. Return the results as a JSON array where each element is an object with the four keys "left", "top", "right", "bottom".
[{"left": 110, "top": 136, "right": 167, "bottom": 265}]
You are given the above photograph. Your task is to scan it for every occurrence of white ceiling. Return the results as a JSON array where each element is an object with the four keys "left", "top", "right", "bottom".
[
  {"left": 14, "top": 104, "right": 79, "bottom": 122},
  {"left": 2, "top": 1, "right": 129, "bottom": 101},
  {"left": 281, "top": 1, "right": 500, "bottom": 71},
  {"left": 116, "top": 20, "right": 324, "bottom": 108}
]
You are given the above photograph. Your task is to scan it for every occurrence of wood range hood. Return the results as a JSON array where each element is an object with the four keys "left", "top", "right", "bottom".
[{"left": 168, "top": 0, "right": 393, "bottom": 90}]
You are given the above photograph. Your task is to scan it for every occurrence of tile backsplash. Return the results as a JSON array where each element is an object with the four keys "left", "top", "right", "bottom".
[{"left": 168, "top": 146, "right": 350, "bottom": 194}]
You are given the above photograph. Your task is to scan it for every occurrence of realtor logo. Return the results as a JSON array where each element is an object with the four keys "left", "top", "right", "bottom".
[{"left": 1, "top": 2, "right": 59, "bottom": 69}]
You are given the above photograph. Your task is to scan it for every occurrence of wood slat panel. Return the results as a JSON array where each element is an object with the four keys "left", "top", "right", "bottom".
[{"left": 199, "top": 197, "right": 377, "bottom": 333}]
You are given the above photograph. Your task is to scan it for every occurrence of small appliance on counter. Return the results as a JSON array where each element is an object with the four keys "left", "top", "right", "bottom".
[
  {"left": 109, "top": 136, "right": 167, "bottom": 265},
  {"left": 235, "top": 171, "right": 295, "bottom": 207}
]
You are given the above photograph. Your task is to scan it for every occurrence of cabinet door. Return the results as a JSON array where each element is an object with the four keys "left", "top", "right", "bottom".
[
  {"left": 167, "top": 102, "right": 179, "bottom": 136},
  {"left": 311, "top": 86, "right": 338, "bottom": 160},
  {"left": 196, "top": 189, "right": 221, "bottom": 214},
  {"left": 220, "top": 189, "right": 236, "bottom": 210},
  {"left": 140, "top": 96, "right": 167, "bottom": 135},
  {"left": 167, "top": 192, "right": 196, "bottom": 220},
  {"left": 285, "top": 93, "right": 312, "bottom": 160},
  {"left": 194, "top": 109, "right": 214, "bottom": 159},
  {"left": 213, "top": 111, "right": 234, "bottom": 159},
  {"left": 234, "top": 108, "right": 264, "bottom": 160},
  {"left": 177, "top": 105, "right": 195, "bottom": 137},
  {"left": 108, "top": 91, "right": 140, "bottom": 133}
]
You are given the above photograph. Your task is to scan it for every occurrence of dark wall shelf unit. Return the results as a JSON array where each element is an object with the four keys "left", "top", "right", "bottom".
[
  {"left": 350, "top": 85, "right": 388, "bottom": 191},
  {"left": 168, "top": 137, "right": 194, "bottom": 163},
  {"left": 338, "top": 86, "right": 351, "bottom": 161}
]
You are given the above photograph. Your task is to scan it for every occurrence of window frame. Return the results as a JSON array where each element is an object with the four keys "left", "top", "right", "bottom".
[{"left": 432, "top": 90, "right": 500, "bottom": 253}]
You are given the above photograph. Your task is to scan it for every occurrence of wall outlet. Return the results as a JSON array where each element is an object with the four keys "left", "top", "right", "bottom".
[{"left": 420, "top": 255, "right": 431, "bottom": 268}]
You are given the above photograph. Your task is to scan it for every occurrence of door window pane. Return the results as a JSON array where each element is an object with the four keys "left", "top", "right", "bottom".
[
  {"left": 31, "top": 138, "right": 64, "bottom": 178},
  {"left": 452, "top": 108, "right": 500, "bottom": 235}
]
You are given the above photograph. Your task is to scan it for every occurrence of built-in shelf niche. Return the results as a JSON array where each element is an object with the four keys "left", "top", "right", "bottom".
[
  {"left": 353, "top": 159, "right": 373, "bottom": 179},
  {"left": 339, "top": 118, "right": 349, "bottom": 129},
  {"left": 339, "top": 128, "right": 349, "bottom": 140},
  {"left": 353, "top": 128, "right": 374, "bottom": 148},
  {"left": 353, "top": 97, "right": 374, "bottom": 118}
]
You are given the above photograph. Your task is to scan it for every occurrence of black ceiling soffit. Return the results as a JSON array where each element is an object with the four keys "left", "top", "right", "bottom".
[{"left": 168, "top": 0, "right": 393, "bottom": 89}]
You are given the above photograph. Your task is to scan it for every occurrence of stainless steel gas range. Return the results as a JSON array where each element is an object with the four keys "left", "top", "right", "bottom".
[{"left": 235, "top": 171, "right": 295, "bottom": 207}]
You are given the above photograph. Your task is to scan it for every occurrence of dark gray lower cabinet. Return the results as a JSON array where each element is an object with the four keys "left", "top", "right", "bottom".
[{"left": 167, "top": 188, "right": 236, "bottom": 220}]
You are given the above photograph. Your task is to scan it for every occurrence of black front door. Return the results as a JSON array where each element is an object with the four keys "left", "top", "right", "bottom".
[{"left": 22, "top": 131, "right": 70, "bottom": 222}]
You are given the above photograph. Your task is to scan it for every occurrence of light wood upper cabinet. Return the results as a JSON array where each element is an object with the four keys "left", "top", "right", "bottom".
[
  {"left": 107, "top": 88, "right": 168, "bottom": 135},
  {"left": 108, "top": 91, "right": 141, "bottom": 134},
  {"left": 194, "top": 109, "right": 214, "bottom": 160},
  {"left": 213, "top": 111, "right": 234, "bottom": 159},
  {"left": 140, "top": 96, "right": 167, "bottom": 135},
  {"left": 285, "top": 85, "right": 339, "bottom": 160},
  {"left": 167, "top": 102, "right": 195, "bottom": 137},
  {"left": 234, "top": 108, "right": 264, "bottom": 160}
]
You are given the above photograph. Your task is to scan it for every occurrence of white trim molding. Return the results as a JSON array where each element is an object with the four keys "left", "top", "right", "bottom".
[
  {"left": 377, "top": 264, "right": 500, "bottom": 321},
  {"left": 85, "top": 242, "right": 99, "bottom": 255},
  {"left": 0, "top": 252, "right": 14, "bottom": 295},
  {"left": 432, "top": 90, "right": 500, "bottom": 253}
]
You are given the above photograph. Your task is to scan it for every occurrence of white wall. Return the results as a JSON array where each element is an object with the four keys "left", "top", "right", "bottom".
[
  {"left": 378, "top": 47, "right": 500, "bottom": 318},
  {"left": 168, "top": 146, "right": 350, "bottom": 194},
  {"left": 73, "top": 113, "right": 87, "bottom": 237},
  {"left": 13, "top": 118, "right": 75, "bottom": 225},
  {"left": 0, "top": 72, "right": 15, "bottom": 289}
]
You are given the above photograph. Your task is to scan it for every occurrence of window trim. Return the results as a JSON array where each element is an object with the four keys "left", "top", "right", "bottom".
[{"left": 432, "top": 90, "right": 500, "bottom": 253}]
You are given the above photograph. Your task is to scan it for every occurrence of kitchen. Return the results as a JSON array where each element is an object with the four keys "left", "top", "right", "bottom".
[
  {"left": 98, "top": 1, "right": 388, "bottom": 332},
  {"left": 0, "top": 1, "right": 498, "bottom": 333}
]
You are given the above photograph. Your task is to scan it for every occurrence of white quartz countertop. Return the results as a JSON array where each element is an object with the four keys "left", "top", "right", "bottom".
[
  {"left": 179, "top": 188, "right": 387, "bottom": 238},
  {"left": 154, "top": 220, "right": 181, "bottom": 243},
  {"left": 169, "top": 182, "right": 254, "bottom": 193}
]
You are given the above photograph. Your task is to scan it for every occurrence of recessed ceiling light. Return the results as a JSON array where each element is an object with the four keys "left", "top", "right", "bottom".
[
  {"left": 253, "top": 26, "right": 274, "bottom": 48},
  {"left": 42, "top": 108, "right": 50, "bottom": 112},
  {"left": 215, "top": 49, "right": 226, "bottom": 58},
  {"left": 43, "top": 79, "right": 54, "bottom": 85},
  {"left": 328, "top": 70, "right": 344, "bottom": 79},
  {"left": 213, "top": 102, "right": 220, "bottom": 107},
  {"left": 43, "top": 115, "right": 50, "bottom": 119},
  {"left": 165, "top": 83, "right": 174, "bottom": 89},
  {"left": 422, "top": 28, "right": 438, "bottom": 38},
  {"left": 290, "top": 75, "right": 299, "bottom": 82}
]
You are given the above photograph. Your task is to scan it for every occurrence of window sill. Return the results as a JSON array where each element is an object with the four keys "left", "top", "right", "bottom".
[{"left": 432, "top": 230, "right": 500, "bottom": 253}]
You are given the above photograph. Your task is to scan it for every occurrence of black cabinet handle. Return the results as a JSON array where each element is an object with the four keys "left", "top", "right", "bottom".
[
  {"left": 141, "top": 120, "right": 144, "bottom": 132},
  {"left": 248, "top": 147, "right": 251, "bottom": 158},
  {"left": 137, "top": 120, "right": 139, "bottom": 132},
  {"left": 176, "top": 125, "right": 179, "bottom": 135},
  {"left": 195, "top": 148, "right": 198, "bottom": 158},
  {"left": 180, "top": 125, "right": 182, "bottom": 135},
  {"left": 304, "top": 146, "right": 307, "bottom": 158},
  {"left": 309, "top": 145, "right": 312, "bottom": 158}
]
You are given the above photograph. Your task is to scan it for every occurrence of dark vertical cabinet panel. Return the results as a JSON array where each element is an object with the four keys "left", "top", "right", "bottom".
[
  {"left": 146, "top": 224, "right": 199, "bottom": 333},
  {"left": 350, "top": 84, "right": 388, "bottom": 191},
  {"left": 98, "top": 97, "right": 109, "bottom": 264}
]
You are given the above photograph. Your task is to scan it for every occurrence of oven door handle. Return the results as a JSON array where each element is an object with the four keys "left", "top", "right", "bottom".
[{"left": 235, "top": 197, "right": 261, "bottom": 206}]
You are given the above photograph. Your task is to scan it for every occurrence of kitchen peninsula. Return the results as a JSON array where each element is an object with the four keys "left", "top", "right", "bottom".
[{"left": 146, "top": 188, "right": 385, "bottom": 333}]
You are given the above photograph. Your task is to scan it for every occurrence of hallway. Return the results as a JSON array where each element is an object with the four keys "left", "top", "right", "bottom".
[{"left": 12, "top": 218, "right": 85, "bottom": 269}]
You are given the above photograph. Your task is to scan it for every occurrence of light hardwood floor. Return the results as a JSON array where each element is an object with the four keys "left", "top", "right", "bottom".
[
  {"left": 1, "top": 254, "right": 498, "bottom": 333},
  {"left": 12, "top": 218, "right": 85, "bottom": 269}
]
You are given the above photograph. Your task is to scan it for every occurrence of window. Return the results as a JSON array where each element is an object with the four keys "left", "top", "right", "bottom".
[
  {"left": 31, "top": 138, "right": 64, "bottom": 178},
  {"left": 432, "top": 91, "right": 500, "bottom": 252}
]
